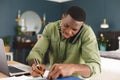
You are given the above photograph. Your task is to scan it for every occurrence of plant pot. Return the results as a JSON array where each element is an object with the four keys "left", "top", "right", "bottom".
[
  {"left": 99, "top": 44, "right": 106, "bottom": 51},
  {"left": 4, "top": 46, "right": 10, "bottom": 53}
]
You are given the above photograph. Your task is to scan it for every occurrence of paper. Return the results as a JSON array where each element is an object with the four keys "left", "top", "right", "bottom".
[
  {"left": 0, "top": 75, "right": 47, "bottom": 80},
  {"left": 0, "top": 70, "right": 49, "bottom": 80},
  {"left": 0, "top": 75, "right": 31, "bottom": 80},
  {"left": 43, "top": 70, "right": 49, "bottom": 78}
]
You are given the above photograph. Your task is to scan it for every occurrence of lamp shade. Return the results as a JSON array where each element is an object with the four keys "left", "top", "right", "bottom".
[{"left": 100, "top": 18, "right": 109, "bottom": 29}]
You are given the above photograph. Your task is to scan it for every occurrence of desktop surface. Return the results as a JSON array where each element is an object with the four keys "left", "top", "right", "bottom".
[
  {"left": 0, "top": 61, "right": 82, "bottom": 80},
  {"left": 0, "top": 61, "right": 17, "bottom": 78}
]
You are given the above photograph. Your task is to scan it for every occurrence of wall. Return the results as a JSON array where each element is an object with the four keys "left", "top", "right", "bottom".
[
  {"left": 1, "top": 0, "right": 120, "bottom": 38},
  {"left": 0, "top": 0, "right": 61, "bottom": 38},
  {"left": 62, "top": 0, "right": 120, "bottom": 35},
  {"left": 0, "top": 0, "right": 64, "bottom": 63},
  {"left": 0, "top": 0, "right": 64, "bottom": 51},
  {"left": 1, "top": 0, "right": 120, "bottom": 50},
  {"left": 0, "top": 0, "right": 120, "bottom": 37}
]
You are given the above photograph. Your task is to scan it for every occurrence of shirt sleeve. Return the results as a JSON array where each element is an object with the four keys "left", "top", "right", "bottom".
[
  {"left": 26, "top": 24, "right": 51, "bottom": 63},
  {"left": 81, "top": 26, "right": 101, "bottom": 77}
]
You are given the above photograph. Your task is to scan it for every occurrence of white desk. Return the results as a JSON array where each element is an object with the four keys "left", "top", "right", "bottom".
[
  {"left": 100, "top": 50, "right": 120, "bottom": 59},
  {"left": 90, "top": 57, "right": 120, "bottom": 80}
]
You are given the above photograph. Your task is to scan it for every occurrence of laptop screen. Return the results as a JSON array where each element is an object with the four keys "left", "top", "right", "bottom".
[
  {"left": 0, "top": 39, "right": 10, "bottom": 76},
  {"left": 0, "top": 39, "right": 30, "bottom": 76}
]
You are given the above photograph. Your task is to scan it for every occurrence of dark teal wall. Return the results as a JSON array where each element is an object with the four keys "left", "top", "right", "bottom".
[
  {"left": 0, "top": 0, "right": 61, "bottom": 38},
  {"left": 0, "top": 0, "right": 120, "bottom": 37},
  {"left": 62, "top": 0, "right": 120, "bottom": 35},
  {"left": 1, "top": 0, "right": 120, "bottom": 61}
]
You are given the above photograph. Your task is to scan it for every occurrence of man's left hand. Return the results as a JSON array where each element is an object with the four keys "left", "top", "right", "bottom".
[{"left": 47, "top": 64, "right": 75, "bottom": 80}]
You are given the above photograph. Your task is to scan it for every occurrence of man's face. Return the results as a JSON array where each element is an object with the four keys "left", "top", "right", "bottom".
[{"left": 61, "top": 14, "right": 83, "bottom": 39}]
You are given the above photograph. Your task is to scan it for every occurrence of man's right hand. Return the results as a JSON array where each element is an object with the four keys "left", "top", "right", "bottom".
[{"left": 31, "top": 64, "right": 46, "bottom": 77}]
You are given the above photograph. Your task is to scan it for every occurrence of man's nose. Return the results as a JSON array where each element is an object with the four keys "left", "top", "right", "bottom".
[
  {"left": 69, "top": 30, "right": 72, "bottom": 35},
  {"left": 66, "top": 28, "right": 73, "bottom": 36}
]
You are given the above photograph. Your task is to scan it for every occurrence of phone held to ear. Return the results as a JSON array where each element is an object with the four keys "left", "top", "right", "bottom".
[{"left": 69, "top": 26, "right": 83, "bottom": 43}]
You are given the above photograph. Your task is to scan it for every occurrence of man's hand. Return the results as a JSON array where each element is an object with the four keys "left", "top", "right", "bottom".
[
  {"left": 31, "top": 64, "right": 46, "bottom": 77},
  {"left": 47, "top": 64, "right": 75, "bottom": 80}
]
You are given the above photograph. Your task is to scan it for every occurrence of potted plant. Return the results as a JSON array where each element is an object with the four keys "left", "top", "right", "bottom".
[
  {"left": 16, "top": 25, "right": 23, "bottom": 42},
  {"left": 98, "top": 33, "right": 109, "bottom": 51},
  {"left": 17, "top": 25, "right": 23, "bottom": 36},
  {"left": 3, "top": 36, "right": 11, "bottom": 52}
]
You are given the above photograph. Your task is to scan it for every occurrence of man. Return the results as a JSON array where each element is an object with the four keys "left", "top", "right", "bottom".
[{"left": 27, "top": 6, "right": 101, "bottom": 80}]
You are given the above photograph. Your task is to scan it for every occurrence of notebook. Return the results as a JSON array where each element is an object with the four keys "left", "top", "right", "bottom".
[{"left": 0, "top": 39, "right": 30, "bottom": 76}]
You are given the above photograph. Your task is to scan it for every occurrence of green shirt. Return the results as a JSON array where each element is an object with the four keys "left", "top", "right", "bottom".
[{"left": 27, "top": 20, "right": 101, "bottom": 77}]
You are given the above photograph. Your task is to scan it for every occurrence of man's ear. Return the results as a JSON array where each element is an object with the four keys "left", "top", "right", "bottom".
[
  {"left": 61, "top": 14, "right": 65, "bottom": 19},
  {"left": 80, "top": 22, "right": 84, "bottom": 26}
]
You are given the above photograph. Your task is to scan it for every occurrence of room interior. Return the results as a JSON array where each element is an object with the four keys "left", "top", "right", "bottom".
[{"left": 0, "top": 0, "right": 120, "bottom": 80}]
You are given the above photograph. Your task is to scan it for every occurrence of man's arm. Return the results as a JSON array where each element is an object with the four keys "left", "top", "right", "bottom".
[
  {"left": 72, "top": 64, "right": 91, "bottom": 77},
  {"left": 81, "top": 26, "right": 101, "bottom": 77},
  {"left": 26, "top": 24, "right": 51, "bottom": 65},
  {"left": 26, "top": 36, "right": 49, "bottom": 65},
  {"left": 47, "top": 64, "right": 91, "bottom": 80}
]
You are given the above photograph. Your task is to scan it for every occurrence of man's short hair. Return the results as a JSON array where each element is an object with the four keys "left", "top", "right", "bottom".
[{"left": 65, "top": 6, "right": 86, "bottom": 22}]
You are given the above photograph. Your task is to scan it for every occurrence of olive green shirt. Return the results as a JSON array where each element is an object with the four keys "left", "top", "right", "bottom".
[{"left": 27, "top": 20, "right": 101, "bottom": 77}]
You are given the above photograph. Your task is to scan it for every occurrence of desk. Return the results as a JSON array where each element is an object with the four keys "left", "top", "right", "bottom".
[
  {"left": 0, "top": 61, "right": 19, "bottom": 78},
  {"left": 89, "top": 57, "right": 120, "bottom": 80},
  {"left": 0, "top": 61, "right": 82, "bottom": 80},
  {"left": 100, "top": 50, "right": 120, "bottom": 60}
]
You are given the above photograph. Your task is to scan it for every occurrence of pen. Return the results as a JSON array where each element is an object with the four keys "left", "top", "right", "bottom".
[{"left": 34, "top": 58, "right": 43, "bottom": 78}]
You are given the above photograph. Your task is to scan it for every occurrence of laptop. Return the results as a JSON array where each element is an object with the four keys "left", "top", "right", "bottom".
[{"left": 0, "top": 39, "right": 30, "bottom": 76}]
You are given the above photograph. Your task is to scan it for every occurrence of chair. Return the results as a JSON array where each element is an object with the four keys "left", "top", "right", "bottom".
[{"left": 6, "top": 52, "right": 13, "bottom": 61}]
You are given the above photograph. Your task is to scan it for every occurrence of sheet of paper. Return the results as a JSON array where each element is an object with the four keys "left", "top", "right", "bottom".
[
  {"left": 0, "top": 75, "right": 47, "bottom": 80},
  {"left": 43, "top": 70, "right": 49, "bottom": 78},
  {"left": 0, "top": 75, "right": 31, "bottom": 80},
  {"left": 0, "top": 70, "right": 49, "bottom": 80}
]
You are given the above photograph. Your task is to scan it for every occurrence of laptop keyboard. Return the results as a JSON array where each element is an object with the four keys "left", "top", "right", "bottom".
[{"left": 8, "top": 66, "right": 25, "bottom": 73}]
